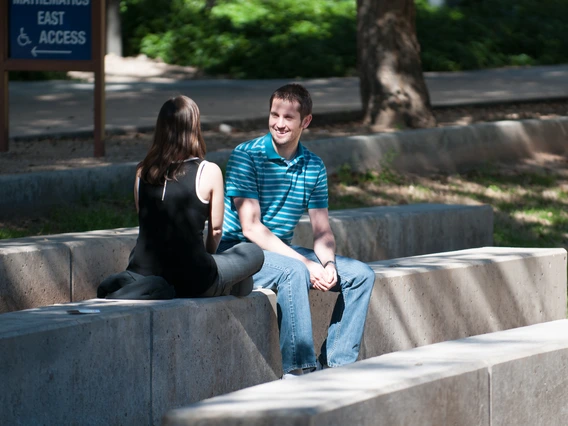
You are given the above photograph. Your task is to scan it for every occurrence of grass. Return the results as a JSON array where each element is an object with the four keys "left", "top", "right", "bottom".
[
  {"left": 328, "top": 159, "right": 568, "bottom": 251},
  {"left": 1, "top": 158, "right": 568, "bottom": 252},
  {"left": 0, "top": 194, "right": 138, "bottom": 240}
]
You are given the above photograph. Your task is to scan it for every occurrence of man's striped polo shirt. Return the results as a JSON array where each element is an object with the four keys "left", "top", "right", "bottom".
[{"left": 222, "top": 133, "right": 328, "bottom": 245}]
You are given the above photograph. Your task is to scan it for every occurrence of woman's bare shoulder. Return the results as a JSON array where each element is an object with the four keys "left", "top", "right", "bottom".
[{"left": 201, "top": 160, "right": 222, "bottom": 177}]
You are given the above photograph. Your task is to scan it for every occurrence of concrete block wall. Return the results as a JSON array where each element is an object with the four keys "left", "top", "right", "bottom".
[
  {"left": 163, "top": 319, "right": 568, "bottom": 426},
  {"left": 0, "top": 228, "right": 138, "bottom": 313},
  {"left": 0, "top": 204, "right": 493, "bottom": 313},
  {"left": 304, "top": 116, "right": 568, "bottom": 176},
  {"left": 313, "top": 247, "right": 567, "bottom": 359},
  {"left": 0, "top": 163, "right": 137, "bottom": 219},
  {"left": 293, "top": 204, "right": 493, "bottom": 262},
  {"left": 0, "top": 293, "right": 280, "bottom": 426},
  {"left": 1, "top": 247, "right": 565, "bottom": 425}
]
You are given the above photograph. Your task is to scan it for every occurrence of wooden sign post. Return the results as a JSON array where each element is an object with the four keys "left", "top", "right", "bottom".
[{"left": 0, "top": 0, "right": 106, "bottom": 157}]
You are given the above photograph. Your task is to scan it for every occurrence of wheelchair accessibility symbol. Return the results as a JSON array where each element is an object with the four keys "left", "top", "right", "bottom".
[{"left": 17, "top": 28, "right": 32, "bottom": 47}]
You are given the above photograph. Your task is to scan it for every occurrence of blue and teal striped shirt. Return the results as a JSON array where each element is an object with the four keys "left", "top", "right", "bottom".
[{"left": 222, "top": 133, "right": 328, "bottom": 245}]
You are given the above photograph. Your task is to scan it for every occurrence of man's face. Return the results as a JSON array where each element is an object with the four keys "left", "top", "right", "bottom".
[{"left": 269, "top": 98, "right": 311, "bottom": 151}]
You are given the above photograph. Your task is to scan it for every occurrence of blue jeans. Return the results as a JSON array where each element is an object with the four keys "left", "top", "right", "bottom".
[{"left": 218, "top": 241, "right": 375, "bottom": 374}]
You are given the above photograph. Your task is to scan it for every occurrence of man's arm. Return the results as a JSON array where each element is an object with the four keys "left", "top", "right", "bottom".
[
  {"left": 234, "top": 197, "right": 333, "bottom": 290},
  {"left": 235, "top": 197, "right": 304, "bottom": 258},
  {"left": 309, "top": 208, "right": 338, "bottom": 291}
]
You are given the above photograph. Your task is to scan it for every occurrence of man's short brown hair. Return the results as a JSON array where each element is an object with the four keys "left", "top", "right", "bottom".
[{"left": 269, "top": 84, "right": 313, "bottom": 119}]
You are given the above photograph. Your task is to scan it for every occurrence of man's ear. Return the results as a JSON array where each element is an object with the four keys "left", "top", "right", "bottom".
[{"left": 302, "top": 114, "right": 313, "bottom": 129}]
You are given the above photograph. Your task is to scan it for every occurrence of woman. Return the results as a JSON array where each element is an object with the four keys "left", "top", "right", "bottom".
[{"left": 98, "top": 96, "right": 263, "bottom": 299}]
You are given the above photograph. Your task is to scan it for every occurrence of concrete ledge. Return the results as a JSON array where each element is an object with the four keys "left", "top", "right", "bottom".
[
  {"left": 293, "top": 204, "right": 493, "bottom": 262},
  {"left": 163, "top": 319, "right": 568, "bottom": 426},
  {"left": 0, "top": 292, "right": 281, "bottom": 426},
  {"left": 0, "top": 247, "right": 565, "bottom": 425},
  {"left": 310, "top": 116, "right": 568, "bottom": 175},
  {"left": 0, "top": 228, "right": 138, "bottom": 313},
  {"left": 0, "top": 203, "right": 493, "bottom": 313},
  {"left": 1, "top": 117, "right": 566, "bottom": 218},
  {"left": 347, "top": 246, "right": 567, "bottom": 358},
  {"left": 0, "top": 163, "right": 137, "bottom": 219}
]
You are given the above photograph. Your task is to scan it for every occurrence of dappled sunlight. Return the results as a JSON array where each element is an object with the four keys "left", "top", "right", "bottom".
[
  {"left": 360, "top": 247, "right": 564, "bottom": 356},
  {"left": 329, "top": 151, "right": 568, "bottom": 249},
  {"left": 167, "top": 320, "right": 568, "bottom": 422}
]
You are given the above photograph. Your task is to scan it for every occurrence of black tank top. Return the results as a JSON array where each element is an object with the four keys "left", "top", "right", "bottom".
[{"left": 127, "top": 159, "right": 218, "bottom": 297}]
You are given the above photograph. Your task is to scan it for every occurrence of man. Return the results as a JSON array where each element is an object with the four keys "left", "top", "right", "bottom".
[{"left": 218, "top": 83, "right": 375, "bottom": 378}]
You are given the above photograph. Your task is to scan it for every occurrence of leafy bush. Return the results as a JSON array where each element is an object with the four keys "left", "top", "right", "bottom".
[
  {"left": 121, "top": 0, "right": 356, "bottom": 78},
  {"left": 416, "top": 0, "right": 568, "bottom": 71},
  {"left": 119, "top": 0, "right": 568, "bottom": 78}
]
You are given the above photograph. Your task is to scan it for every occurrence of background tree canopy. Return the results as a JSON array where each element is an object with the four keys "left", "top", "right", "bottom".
[
  {"left": 120, "top": 0, "right": 568, "bottom": 79},
  {"left": 121, "top": 0, "right": 357, "bottom": 78},
  {"left": 14, "top": 0, "right": 566, "bottom": 82},
  {"left": 11, "top": 0, "right": 568, "bottom": 80}
]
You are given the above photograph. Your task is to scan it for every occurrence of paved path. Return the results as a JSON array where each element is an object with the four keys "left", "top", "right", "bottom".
[{"left": 6, "top": 64, "right": 568, "bottom": 140}]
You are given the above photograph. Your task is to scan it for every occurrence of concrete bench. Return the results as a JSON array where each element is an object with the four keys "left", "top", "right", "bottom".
[
  {"left": 1, "top": 247, "right": 564, "bottom": 425},
  {"left": 163, "top": 319, "right": 568, "bottom": 426},
  {"left": 0, "top": 203, "right": 493, "bottom": 313}
]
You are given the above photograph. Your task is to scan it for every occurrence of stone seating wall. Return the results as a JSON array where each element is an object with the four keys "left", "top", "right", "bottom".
[
  {"left": 0, "top": 204, "right": 493, "bottom": 313},
  {"left": 164, "top": 319, "right": 568, "bottom": 426},
  {"left": 1, "top": 246, "right": 565, "bottom": 425}
]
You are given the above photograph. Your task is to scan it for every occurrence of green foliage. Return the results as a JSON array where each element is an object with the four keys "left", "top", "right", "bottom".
[
  {"left": 6, "top": 0, "right": 568, "bottom": 80},
  {"left": 119, "top": 0, "right": 568, "bottom": 78},
  {"left": 416, "top": 0, "right": 568, "bottom": 71},
  {"left": 0, "top": 194, "right": 137, "bottom": 239},
  {"left": 120, "top": 0, "right": 356, "bottom": 78},
  {"left": 329, "top": 162, "right": 568, "bottom": 250}
]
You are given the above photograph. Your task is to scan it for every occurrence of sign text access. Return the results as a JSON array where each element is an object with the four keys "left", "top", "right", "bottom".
[{"left": 9, "top": 0, "right": 92, "bottom": 60}]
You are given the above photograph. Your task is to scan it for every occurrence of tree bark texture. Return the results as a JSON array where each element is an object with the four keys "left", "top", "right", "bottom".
[{"left": 357, "top": 0, "right": 436, "bottom": 130}]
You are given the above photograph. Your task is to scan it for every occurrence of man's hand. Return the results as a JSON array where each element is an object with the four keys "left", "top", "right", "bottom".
[{"left": 306, "top": 259, "right": 337, "bottom": 292}]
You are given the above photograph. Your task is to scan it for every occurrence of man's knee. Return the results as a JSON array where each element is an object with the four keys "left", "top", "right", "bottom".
[
  {"left": 281, "top": 258, "right": 310, "bottom": 282},
  {"left": 254, "top": 255, "right": 310, "bottom": 290},
  {"left": 362, "top": 263, "right": 375, "bottom": 285},
  {"left": 339, "top": 259, "right": 375, "bottom": 289}
]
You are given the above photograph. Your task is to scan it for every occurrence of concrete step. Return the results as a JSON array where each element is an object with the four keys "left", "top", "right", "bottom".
[
  {"left": 0, "top": 246, "right": 564, "bottom": 425},
  {"left": 0, "top": 203, "right": 493, "bottom": 313},
  {"left": 163, "top": 319, "right": 568, "bottom": 426}
]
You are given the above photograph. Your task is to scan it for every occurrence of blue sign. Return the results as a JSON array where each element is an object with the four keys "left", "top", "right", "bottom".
[{"left": 9, "top": 0, "right": 92, "bottom": 61}]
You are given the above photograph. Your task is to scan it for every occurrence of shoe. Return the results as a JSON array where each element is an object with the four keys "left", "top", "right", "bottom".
[
  {"left": 316, "top": 360, "right": 329, "bottom": 371},
  {"left": 282, "top": 368, "right": 304, "bottom": 380}
]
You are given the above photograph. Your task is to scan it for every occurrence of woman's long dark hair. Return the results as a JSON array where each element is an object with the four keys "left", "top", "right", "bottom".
[{"left": 138, "top": 96, "right": 206, "bottom": 185}]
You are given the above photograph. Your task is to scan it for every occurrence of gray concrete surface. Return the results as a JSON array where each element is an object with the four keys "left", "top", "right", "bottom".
[
  {"left": 0, "top": 228, "right": 138, "bottom": 313},
  {"left": 311, "top": 247, "right": 567, "bottom": 360},
  {"left": 2, "top": 115, "right": 566, "bottom": 218},
  {"left": 0, "top": 294, "right": 279, "bottom": 426},
  {"left": 293, "top": 204, "right": 493, "bottom": 262},
  {"left": 0, "top": 204, "right": 493, "bottom": 313},
  {"left": 308, "top": 116, "right": 568, "bottom": 175},
  {"left": 0, "top": 163, "right": 136, "bottom": 218},
  {"left": 1, "top": 247, "right": 565, "bottom": 425},
  {"left": 6, "top": 64, "right": 568, "bottom": 140},
  {"left": 162, "top": 319, "right": 568, "bottom": 426}
]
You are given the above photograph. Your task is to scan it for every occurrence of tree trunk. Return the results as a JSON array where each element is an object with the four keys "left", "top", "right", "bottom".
[
  {"left": 106, "top": 0, "right": 122, "bottom": 56},
  {"left": 357, "top": 0, "right": 436, "bottom": 131}
]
